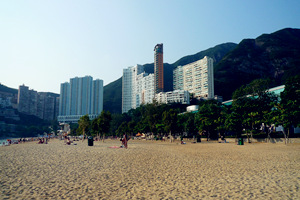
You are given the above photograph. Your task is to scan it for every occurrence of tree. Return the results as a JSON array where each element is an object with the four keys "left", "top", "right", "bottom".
[
  {"left": 162, "top": 109, "right": 178, "bottom": 142},
  {"left": 225, "top": 111, "right": 243, "bottom": 138},
  {"left": 128, "top": 120, "right": 136, "bottom": 137},
  {"left": 116, "top": 122, "right": 129, "bottom": 137},
  {"left": 215, "top": 105, "right": 228, "bottom": 139},
  {"left": 180, "top": 112, "right": 197, "bottom": 139},
  {"left": 195, "top": 100, "right": 221, "bottom": 140},
  {"left": 274, "top": 75, "right": 300, "bottom": 144},
  {"left": 231, "top": 79, "right": 278, "bottom": 142},
  {"left": 78, "top": 115, "right": 90, "bottom": 141},
  {"left": 98, "top": 111, "right": 112, "bottom": 142}
]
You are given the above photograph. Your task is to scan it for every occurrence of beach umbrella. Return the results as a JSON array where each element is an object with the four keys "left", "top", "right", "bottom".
[{"left": 136, "top": 133, "right": 142, "bottom": 137}]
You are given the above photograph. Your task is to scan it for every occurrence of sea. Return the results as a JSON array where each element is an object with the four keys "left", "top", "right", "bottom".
[
  {"left": 0, "top": 138, "right": 20, "bottom": 146},
  {"left": 0, "top": 139, "right": 9, "bottom": 146}
]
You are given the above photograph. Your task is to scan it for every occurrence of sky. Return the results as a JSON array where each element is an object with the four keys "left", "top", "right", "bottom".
[{"left": 1, "top": 0, "right": 300, "bottom": 94}]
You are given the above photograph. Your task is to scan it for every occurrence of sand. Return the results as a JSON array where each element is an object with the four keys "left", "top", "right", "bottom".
[{"left": 0, "top": 139, "right": 299, "bottom": 199}]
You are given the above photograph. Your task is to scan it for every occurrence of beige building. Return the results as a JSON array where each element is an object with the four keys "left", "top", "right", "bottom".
[{"left": 173, "top": 56, "right": 214, "bottom": 99}]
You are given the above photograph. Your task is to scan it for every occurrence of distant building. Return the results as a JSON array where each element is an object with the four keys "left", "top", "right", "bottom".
[
  {"left": 173, "top": 56, "right": 214, "bottom": 99},
  {"left": 58, "top": 76, "right": 103, "bottom": 123},
  {"left": 122, "top": 65, "right": 155, "bottom": 113},
  {"left": 154, "top": 43, "right": 164, "bottom": 94},
  {"left": 222, "top": 85, "right": 285, "bottom": 106},
  {"left": 156, "top": 90, "right": 190, "bottom": 105},
  {"left": 136, "top": 73, "right": 155, "bottom": 107},
  {"left": 122, "top": 65, "right": 144, "bottom": 113},
  {"left": 186, "top": 105, "right": 199, "bottom": 112},
  {"left": 17, "top": 84, "right": 59, "bottom": 121}
]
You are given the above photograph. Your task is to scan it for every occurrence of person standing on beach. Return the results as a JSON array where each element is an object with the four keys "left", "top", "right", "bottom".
[{"left": 122, "top": 133, "right": 128, "bottom": 149}]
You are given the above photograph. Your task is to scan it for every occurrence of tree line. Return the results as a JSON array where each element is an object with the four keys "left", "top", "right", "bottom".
[{"left": 76, "top": 75, "right": 300, "bottom": 143}]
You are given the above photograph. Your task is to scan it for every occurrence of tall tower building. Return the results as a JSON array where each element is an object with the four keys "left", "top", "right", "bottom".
[
  {"left": 91, "top": 79, "right": 104, "bottom": 115},
  {"left": 154, "top": 43, "right": 164, "bottom": 94},
  {"left": 122, "top": 65, "right": 144, "bottom": 113},
  {"left": 58, "top": 76, "right": 103, "bottom": 123},
  {"left": 59, "top": 82, "right": 70, "bottom": 116}
]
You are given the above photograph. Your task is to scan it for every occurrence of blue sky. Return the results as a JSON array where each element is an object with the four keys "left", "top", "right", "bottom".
[{"left": 1, "top": 0, "right": 299, "bottom": 93}]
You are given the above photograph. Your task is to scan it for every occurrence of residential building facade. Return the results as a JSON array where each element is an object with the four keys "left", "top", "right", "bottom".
[
  {"left": 122, "top": 65, "right": 144, "bottom": 113},
  {"left": 17, "top": 84, "right": 59, "bottom": 121},
  {"left": 122, "top": 65, "right": 155, "bottom": 113},
  {"left": 58, "top": 76, "right": 103, "bottom": 123},
  {"left": 156, "top": 90, "right": 190, "bottom": 105},
  {"left": 173, "top": 56, "right": 214, "bottom": 99}
]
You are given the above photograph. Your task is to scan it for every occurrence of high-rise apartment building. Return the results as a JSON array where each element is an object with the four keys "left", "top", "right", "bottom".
[
  {"left": 136, "top": 73, "right": 154, "bottom": 107},
  {"left": 122, "top": 65, "right": 144, "bottom": 113},
  {"left": 122, "top": 65, "right": 155, "bottom": 113},
  {"left": 18, "top": 85, "right": 59, "bottom": 120},
  {"left": 154, "top": 43, "right": 164, "bottom": 94},
  {"left": 173, "top": 56, "right": 214, "bottom": 99},
  {"left": 18, "top": 85, "right": 30, "bottom": 114},
  {"left": 58, "top": 76, "right": 103, "bottom": 123},
  {"left": 59, "top": 82, "right": 70, "bottom": 116}
]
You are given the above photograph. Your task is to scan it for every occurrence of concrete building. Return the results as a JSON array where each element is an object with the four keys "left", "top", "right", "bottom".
[
  {"left": 17, "top": 85, "right": 30, "bottom": 114},
  {"left": 17, "top": 85, "right": 59, "bottom": 121},
  {"left": 122, "top": 65, "right": 144, "bottom": 113},
  {"left": 156, "top": 90, "right": 190, "bottom": 105},
  {"left": 58, "top": 76, "right": 103, "bottom": 123},
  {"left": 136, "top": 73, "right": 155, "bottom": 107},
  {"left": 18, "top": 85, "right": 38, "bottom": 116},
  {"left": 154, "top": 43, "right": 164, "bottom": 94},
  {"left": 173, "top": 56, "right": 214, "bottom": 99},
  {"left": 92, "top": 79, "right": 104, "bottom": 115},
  {"left": 122, "top": 64, "right": 155, "bottom": 113}
]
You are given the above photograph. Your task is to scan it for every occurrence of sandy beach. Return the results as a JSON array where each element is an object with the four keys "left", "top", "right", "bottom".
[{"left": 0, "top": 139, "right": 299, "bottom": 199}]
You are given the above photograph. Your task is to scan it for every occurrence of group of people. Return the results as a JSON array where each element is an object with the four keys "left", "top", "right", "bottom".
[{"left": 37, "top": 137, "right": 49, "bottom": 144}]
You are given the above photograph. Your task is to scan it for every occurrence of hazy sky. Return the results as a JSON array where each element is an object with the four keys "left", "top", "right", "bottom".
[{"left": 1, "top": 0, "right": 299, "bottom": 93}]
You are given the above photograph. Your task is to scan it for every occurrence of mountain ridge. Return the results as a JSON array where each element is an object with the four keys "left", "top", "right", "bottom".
[{"left": 214, "top": 28, "right": 300, "bottom": 100}]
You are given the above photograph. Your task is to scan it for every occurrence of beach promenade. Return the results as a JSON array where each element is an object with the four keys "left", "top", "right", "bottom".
[{"left": 0, "top": 139, "right": 299, "bottom": 199}]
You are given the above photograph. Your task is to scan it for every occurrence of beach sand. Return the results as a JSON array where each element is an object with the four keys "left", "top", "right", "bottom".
[{"left": 0, "top": 139, "right": 299, "bottom": 199}]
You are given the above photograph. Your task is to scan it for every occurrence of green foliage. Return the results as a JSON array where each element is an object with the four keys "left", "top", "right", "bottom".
[
  {"left": 162, "top": 109, "right": 178, "bottom": 136},
  {"left": 179, "top": 112, "right": 197, "bottom": 137},
  {"left": 103, "top": 77, "right": 122, "bottom": 114},
  {"left": 195, "top": 100, "right": 222, "bottom": 140},
  {"left": 272, "top": 75, "right": 300, "bottom": 141},
  {"left": 280, "top": 75, "right": 300, "bottom": 128},
  {"left": 91, "top": 111, "right": 112, "bottom": 139},
  {"left": 78, "top": 115, "right": 90, "bottom": 137},
  {"left": 230, "top": 79, "right": 278, "bottom": 139}
]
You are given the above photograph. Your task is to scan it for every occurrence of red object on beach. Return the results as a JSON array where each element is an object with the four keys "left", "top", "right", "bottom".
[{"left": 109, "top": 146, "right": 120, "bottom": 148}]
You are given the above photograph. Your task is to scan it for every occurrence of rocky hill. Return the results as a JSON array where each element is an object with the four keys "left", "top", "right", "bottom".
[{"left": 214, "top": 28, "right": 300, "bottom": 100}]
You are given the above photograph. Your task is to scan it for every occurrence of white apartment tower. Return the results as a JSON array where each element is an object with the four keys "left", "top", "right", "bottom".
[
  {"left": 58, "top": 76, "right": 103, "bottom": 123},
  {"left": 122, "top": 65, "right": 144, "bottom": 113},
  {"left": 122, "top": 65, "right": 155, "bottom": 113},
  {"left": 173, "top": 56, "right": 214, "bottom": 99}
]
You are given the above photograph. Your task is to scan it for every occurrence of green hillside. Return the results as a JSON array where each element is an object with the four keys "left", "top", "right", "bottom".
[
  {"left": 103, "top": 77, "right": 122, "bottom": 114},
  {"left": 214, "top": 28, "right": 300, "bottom": 100},
  {"left": 0, "top": 84, "right": 18, "bottom": 94}
]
